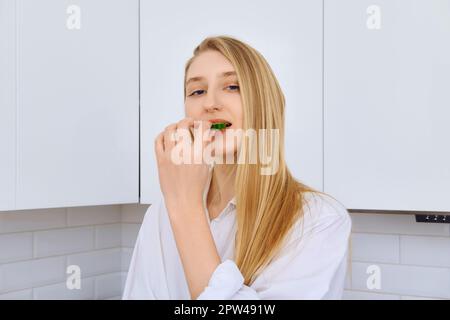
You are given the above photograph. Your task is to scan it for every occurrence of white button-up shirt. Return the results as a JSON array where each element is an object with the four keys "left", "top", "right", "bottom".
[{"left": 122, "top": 166, "right": 352, "bottom": 300}]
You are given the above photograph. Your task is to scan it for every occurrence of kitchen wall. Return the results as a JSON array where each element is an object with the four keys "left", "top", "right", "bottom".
[
  {"left": 345, "top": 212, "right": 450, "bottom": 300},
  {"left": 0, "top": 204, "right": 146, "bottom": 300},
  {"left": 1, "top": 203, "right": 449, "bottom": 299}
]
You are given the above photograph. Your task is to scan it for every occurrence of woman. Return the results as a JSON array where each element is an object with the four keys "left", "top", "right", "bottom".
[{"left": 122, "top": 36, "right": 352, "bottom": 300}]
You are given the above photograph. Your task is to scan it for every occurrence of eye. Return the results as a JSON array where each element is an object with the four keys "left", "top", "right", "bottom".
[
  {"left": 189, "top": 89, "right": 206, "bottom": 96},
  {"left": 226, "top": 85, "right": 240, "bottom": 91}
]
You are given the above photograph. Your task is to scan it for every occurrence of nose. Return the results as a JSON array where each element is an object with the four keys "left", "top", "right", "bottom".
[
  {"left": 205, "top": 105, "right": 222, "bottom": 113},
  {"left": 203, "top": 90, "right": 222, "bottom": 113}
]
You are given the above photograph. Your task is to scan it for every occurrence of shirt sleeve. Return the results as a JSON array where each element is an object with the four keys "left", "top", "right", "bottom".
[
  {"left": 197, "top": 195, "right": 352, "bottom": 300},
  {"left": 122, "top": 194, "right": 173, "bottom": 300},
  {"left": 122, "top": 202, "right": 159, "bottom": 300}
]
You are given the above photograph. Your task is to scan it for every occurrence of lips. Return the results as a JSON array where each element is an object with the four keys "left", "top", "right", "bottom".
[{"left": 209, "top": 118, "right": 232, "bottom": 128}]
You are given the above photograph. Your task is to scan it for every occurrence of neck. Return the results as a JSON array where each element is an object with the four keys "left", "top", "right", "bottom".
[{"left": 207, "top": 164, "right": 236, "bottom": 208}]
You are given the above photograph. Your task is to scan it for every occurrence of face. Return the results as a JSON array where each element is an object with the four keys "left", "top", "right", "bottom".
[{"left": 185, "top": 50, "right": 243, "bottom": 160}]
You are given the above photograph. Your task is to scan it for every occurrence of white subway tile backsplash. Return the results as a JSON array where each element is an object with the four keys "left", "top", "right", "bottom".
[
  {"left": 121, "top": 247, "right": 133, "bottom": 272},
  {"left": 351, "top": 262, "right": 450, "bottom": 299},
  {"left": 95, "top": 224, "right": 122, "bottom": 249},
  {"left": 33, "top": 277, "right": 95, "bottom": 300},
  {"left": 67, "top": 248, "right": 121, "bottom": 278},
  {"left": 95, "top": 272, "right": 123, "bottom": 299},
  {"left": 343, "top": 290, "right": 400, "bottom": 300},
  {"left": 400, "top": 236, "right": 450, "bottom": 268},
  {"left": 401, "top": 295, "right": 445, "bottom": 300},
  {"left": 0, "top": 209, "right": 66, "bottom": 234},
  {"left": 0, "top": 205, "right": 126, "bottom": 300},
  {"left": 0, "top": 289, "right": 33, "bottom": 300},
  {"left": 344, "top": 263, "right": 352, "bottom": 290},
  {"left": 121, "top": 203, "right": 149, "bottom": 223},
  {"left": 0, "top": 256, "right": 65, "bottom": 294},
  {"left": 351, "top": 233, "right": 400, "bottom": 264},
  {"left": 350, "top": 213, "right": 450, "bottom": 236},
  {"left": 67, "top": 205, "right": 121, "bottom": 226},
  {"left": 121, "top": 223, "right": 140, "bottom": 248},
  {"left": 0, "top": 232, "right": 33, "bottom": 264},
  {"left": 34, "top": 226, "right": 94, "bottom": 258}
]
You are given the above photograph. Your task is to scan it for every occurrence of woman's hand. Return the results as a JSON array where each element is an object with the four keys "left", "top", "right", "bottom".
[
  {"left": 155, "top": 117, "right": 222, "bottom": 299},
  {"left": 154, "top": 117, "right": 216, "bottom": 219}
]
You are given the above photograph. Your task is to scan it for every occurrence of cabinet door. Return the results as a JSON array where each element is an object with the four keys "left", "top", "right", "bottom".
[
  {"left": 140, "top": 0, "right": 323, "bottom": 204},
  {"left": 0, "top": 0, "right": 16, "bottom": 210},
  {"left": 324, "top": 0, "right": 450, "bottom": 211},
  {"left": 15, "top": 0, "right": 139, "bottom": 210}
]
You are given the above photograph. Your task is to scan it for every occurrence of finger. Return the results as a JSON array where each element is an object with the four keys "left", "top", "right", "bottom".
[
  {"left": 163, "top": 123, "right": 177, "bottom": 152},
  {"left": 200, "top": 119, "right": 215, "bottom": 146},
  {"left": 192, "top": 119, "right": 212, "bottom": 142},
  {"left": 185, "top": 119, "right": 206, "bottom": 145},
  {"left": 176, "top": 117, "right": 195, "bottom": 144},
  {"left": 154, "top": 132, "right": 165, "bottom": 162}
]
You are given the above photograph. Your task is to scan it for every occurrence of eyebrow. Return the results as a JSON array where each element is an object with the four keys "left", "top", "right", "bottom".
[{"left": 186, "top": 71, "right": 237, "bottom": 86}]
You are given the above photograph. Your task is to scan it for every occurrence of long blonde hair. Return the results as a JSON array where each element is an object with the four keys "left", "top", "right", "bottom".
[{"left": 184, "top": 35, "right": 333, "bottom": 285}]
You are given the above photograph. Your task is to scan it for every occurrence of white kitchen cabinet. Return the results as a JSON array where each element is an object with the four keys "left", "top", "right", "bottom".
[
  {"left": 324, "top": 0, "right": 450, "bottom": 211},
  {"left": 0, "top": 0, "right": 16, "bottom": 210},
  {"left": 140, "top": 0, "right": 324, "bottom": 204},
  {"left": 1, "top": 0, "right": 139, "bottom": 211}
]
